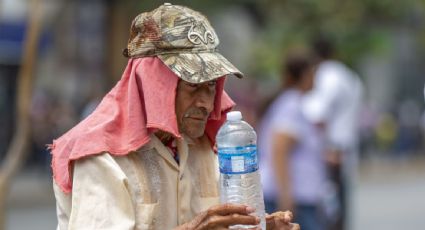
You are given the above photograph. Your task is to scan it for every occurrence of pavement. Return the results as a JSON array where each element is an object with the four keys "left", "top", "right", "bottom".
[
  {"left": 351, "top": 155, "right": 425, "bottom": 230},
  {"left": 5, "top": 155, "right": 425, "bottom": 230},
  {"left": 6, "top": 169, "right": 56, "bottom": 230}
]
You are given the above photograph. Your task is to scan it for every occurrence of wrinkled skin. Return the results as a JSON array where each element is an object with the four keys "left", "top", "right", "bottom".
[
  {"left": 174, "top": 203, "right": 300, "bottom": 230},
  {"left": 266, "top": 211, "right": 300, "bottom": 230},
  {"left": 175, "top": 80, "right": 216, "bottom": 140}
]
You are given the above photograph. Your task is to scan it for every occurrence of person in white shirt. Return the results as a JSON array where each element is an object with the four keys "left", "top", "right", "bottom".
[
  {"left": 303, "top": 36, "right": 364, "bottom": 230},
  {"left": 259, "top": 51, "right": 326, "bottom": 230}
]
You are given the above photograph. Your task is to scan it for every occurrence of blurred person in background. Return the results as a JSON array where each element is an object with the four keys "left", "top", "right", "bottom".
[
  {"left": 421, "top": 111, "right": 425, "bottom": 151},
  {"left": 395, "top": 99, "right": 422, "bottom": 157},
  {"left": 303, "top": 36, "right": 364, "bottom": 230},
  {"left": 259, "top": 50, "right": 326, "bottom": 230},
  {"left": 422, "top": 84, "right": 425, "bottom": 151},
  {"left": 358, "top": 102, "right": 379, "bottom": 158},
  {"left": 50, "top": 3, "right": 298, "bottom": 230}
]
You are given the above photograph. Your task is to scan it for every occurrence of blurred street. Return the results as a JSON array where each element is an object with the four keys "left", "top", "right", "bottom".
[
  {"left": 6, "top": 169, "right": 56, "bottom": 230},
  {"left": 351, "top": 156, "right": 425, "bottom": 230},
  {"left": 6, "top": 156, "right": 425, "bottom": 230}
]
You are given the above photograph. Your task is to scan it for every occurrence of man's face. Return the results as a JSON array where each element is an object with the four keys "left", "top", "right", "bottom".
[{"left": 175, "top": 79, "right": 217, "bottom": 139}]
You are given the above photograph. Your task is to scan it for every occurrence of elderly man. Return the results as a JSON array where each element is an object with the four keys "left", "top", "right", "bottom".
[{"left": 50, "top": 3, "right": 299, "bottom": 230}]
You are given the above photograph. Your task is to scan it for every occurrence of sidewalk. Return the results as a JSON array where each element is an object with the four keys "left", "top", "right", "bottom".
[
  {"left": 351, "top": 155, "right": 425, "bottom": 230},
  {"left": 6, "top": 169, "right": 56, "bottom": 230}
]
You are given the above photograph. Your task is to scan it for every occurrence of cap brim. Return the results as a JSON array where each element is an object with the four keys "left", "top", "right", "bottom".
[{"left": 158, "top": 52, "right": 243, "bottom": 83}]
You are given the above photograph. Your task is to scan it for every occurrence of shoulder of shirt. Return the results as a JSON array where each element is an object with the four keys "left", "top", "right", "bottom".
[
  {"left": 71, "top": 152, "right": 127, "bottom": 181},
  {"left": 266, "top": 90, "right": 301, "bottom": 117},
  {"left": 318, "top": 60, "right": 360, "bottom": 82},
  {"left": 74, "top": 137, "right": 158, "bottom": 167}
]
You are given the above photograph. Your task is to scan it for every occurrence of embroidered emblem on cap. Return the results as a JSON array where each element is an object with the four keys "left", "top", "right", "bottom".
[{"left": 187, "top": 20, "right": 215, "bottom": 45}]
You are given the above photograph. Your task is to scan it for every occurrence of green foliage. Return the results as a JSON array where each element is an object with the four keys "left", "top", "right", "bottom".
[{"left": 247, "top": 0, "right": 425, "bottom": 76}]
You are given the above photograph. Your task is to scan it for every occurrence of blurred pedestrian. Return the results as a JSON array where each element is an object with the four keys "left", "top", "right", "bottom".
[
  {"left": 50, "top": 3, "right": 298, "bottom": 230},
  {"left": 421, "top": 84, "right": 425, "bottom": 151},
  {"left": 259, "top": 50, "right": 326, "bottom": 230},
  {"left": 303, "top": 36, "right": 364, "bottom": 230},
  {"left": 395, "top": 99, "right": 422, "bottom": 157}
]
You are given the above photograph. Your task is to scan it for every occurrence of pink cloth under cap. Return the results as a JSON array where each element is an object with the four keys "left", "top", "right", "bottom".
[{"left": 50, "top": 57, "right": 234, "bottom": 193}]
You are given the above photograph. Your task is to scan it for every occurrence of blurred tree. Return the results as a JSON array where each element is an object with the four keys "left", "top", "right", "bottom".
[{"left": 250, "top": 0, "right": 425, "bottom": 78}]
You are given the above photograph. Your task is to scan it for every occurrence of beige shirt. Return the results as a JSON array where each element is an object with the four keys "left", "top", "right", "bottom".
[{"left": 53, "top": 134, "right": 220, "bottom": 230}]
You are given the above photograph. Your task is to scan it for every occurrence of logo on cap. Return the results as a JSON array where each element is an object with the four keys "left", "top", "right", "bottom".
[{"left": 187, "top": 20, "right": 215, "bottom": 45}]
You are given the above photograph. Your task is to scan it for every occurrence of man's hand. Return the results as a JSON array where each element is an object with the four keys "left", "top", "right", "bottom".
[
  {"left": 266, "top": 211, "right": 300, "bottom": 230},
  {"left": 175, "top": 203, "right": 260, "bottom": 230}
]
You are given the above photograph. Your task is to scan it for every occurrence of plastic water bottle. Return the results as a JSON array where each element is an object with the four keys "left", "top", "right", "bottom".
[{"left": 216, "top": 111, "right": 266, "bottom": 229}]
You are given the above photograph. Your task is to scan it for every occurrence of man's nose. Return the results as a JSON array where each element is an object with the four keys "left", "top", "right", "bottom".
[{"left": 195, "top": 88, "right": 215, "bottom": 113}]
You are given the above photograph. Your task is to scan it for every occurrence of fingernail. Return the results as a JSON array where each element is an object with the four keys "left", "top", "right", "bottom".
[
  {"left": 246, "top": 206, "right": 255, "bottom": 213},
  {"left": 256, "top": 217, "right": 260, "bottom": 223}
]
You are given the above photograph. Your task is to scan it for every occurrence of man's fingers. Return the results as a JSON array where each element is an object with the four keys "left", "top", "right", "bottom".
[
  {"left": 266, "top": 211, "right": 299, "bottom": 230},
  {"left": 283, "top": 211, "right": 293, "bottom": 222},
  {"left": 199, "top": 204, "right": 261, "bottom": 229},
  {"left": 208, "top": 203, "right": 255, "bottom": 216},
  {"left": 266, "top": 211, "right": 294, "bottom": 223},
  {"left": 206, "top": 214, "right": 260, "bottom": 228},
  {"left": 290, "top": 223, "right": 301, "bottom": 230}
]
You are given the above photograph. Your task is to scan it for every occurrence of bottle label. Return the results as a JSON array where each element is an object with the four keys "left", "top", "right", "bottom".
[{"left": 218, "top": 145, "right": 258, "bottom": 174}]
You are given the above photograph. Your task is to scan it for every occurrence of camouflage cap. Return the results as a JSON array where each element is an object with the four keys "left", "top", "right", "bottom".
[{"left": 124, "top": 3, "right": 243, "bottom": 83}]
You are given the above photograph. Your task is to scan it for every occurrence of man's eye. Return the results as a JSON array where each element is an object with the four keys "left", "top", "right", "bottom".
[
  {"left": 208, "top": 81, "right": 217, "bottom": 86},
  {"left": 187, "top": 83, "right": 198, "bottom": 88}
]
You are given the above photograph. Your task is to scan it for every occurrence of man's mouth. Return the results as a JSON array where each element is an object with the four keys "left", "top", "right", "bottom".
[
  {"left": 187, "top": 117, "right": 206, "bottom": 121},
  {"left": 184, "top": 110, "right": 208, "bottom": 122}
]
